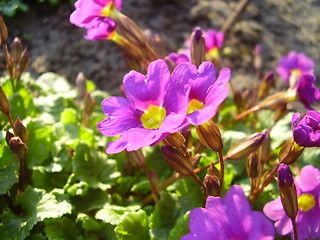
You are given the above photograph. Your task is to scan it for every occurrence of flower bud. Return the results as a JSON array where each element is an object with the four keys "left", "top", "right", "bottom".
[
  {"left": 5, "top": 130, "right": 14, "bottom": 146},
  {"left": 204, "top": 175, "right": 221, "bottom": 196},
  {"left": 11, "top": 38, "right": 22, "bottom": 64},
  {"left": 9, "top": 136, "right": 28, "bottom": 160},
  {"left": 76, "top": 72, "right": 87, "bottom": 99},
  {"left": 246, "top": 152, "right": 258, "bottom": 179},
  {"left": 258, "top": 89, "right": 297, "bottom": 109},
  {"left": 14, "top": 117, "right": 28, "bottom": 143},
  {"left": 150, "top": 34, "right": 166, "bottom": 58},
  {"left": 84, "top": 93, "right": 96, "bottom": 115},
  {"left": 196, "top": 120, "right": 223, "bottom": 152},
  {"left": 190, "top": 27, "right": 206, "bottom": 67},
  {"left": 163, "top": 132, "right": 186, "bottom": 149},
  {"left": 277, "top": 163, "right": 298, "bottom": 220},
  {"left": 161, "top": 145, "right": 194, "bottom": 176},
  {"left": 279, "top": 137, "right": 304, "bottom": 164},
  {"left": 0, "top": 13, "right": 8, "bottom": 45},
  {"left": 226, "top": 129, "right": 267, "bottom": 160},
  {"left": 19, "top": 49, "right": 31, "bottom": 73},
  {"left": 257, "top": 129, "right": 271, "bottom": 163},
  {"left": 258, "top": 72, "right": 274, "bottom": 99},
  {"left": 0, "top": 86, "right": 10, "bottom": 115},
  {"left": 208, "top": 162, "right": 220, "bottom": 177}
]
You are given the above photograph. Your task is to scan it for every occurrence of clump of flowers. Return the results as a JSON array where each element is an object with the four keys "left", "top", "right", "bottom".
[
  {"left": 264, "top": 165, "right": 320, "bottom": 240},
  {"left": 182, "top": 185, "right": 275, "bottom": 240},
  {"left": 292, "top": 110, "right": 320, "bottom": 147}
]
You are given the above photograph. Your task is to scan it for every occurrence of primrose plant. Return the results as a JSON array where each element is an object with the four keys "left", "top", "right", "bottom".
[{"left": 0, "top": 0, "right": 319, "bottom": 239}]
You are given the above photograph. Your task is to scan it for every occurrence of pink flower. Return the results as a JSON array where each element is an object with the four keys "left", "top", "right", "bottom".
[
  {"left": 182, "top": 185, "right": 274, "bottom": 240},
  {"left": 264, "top": 165, "right": 320, "bottom": 240},
  {"left": 97, "top": 59, "right": 190, "bottom": 154}
]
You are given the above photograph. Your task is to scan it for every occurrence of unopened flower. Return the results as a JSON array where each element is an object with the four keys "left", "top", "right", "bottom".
[
  {"left": 292, "top": 110, "right": 320, "bottom": 147},
  {"left": 172, "top": 61, "right": 231, "bottom": 125},
  {"left": 276, "top": 51, "right": 314, "bottom": 86},
  {"left": 264, "top": 165, "right": 320, "bottom": 240},
  {"left": 97, "top": 59, "right": 189, "bottom": 154},
  {"left": 182, "top": 185, "right": 274, "bottom": 240},
  {"left": 70, "top": 0, "right": 122, "bottom": 40}
]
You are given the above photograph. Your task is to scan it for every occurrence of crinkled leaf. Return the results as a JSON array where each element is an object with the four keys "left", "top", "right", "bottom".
[
  {"left": 0, "top": 145, "right": 19, "bottom": 194},
  {"left": 270, "top": 112, "right": 292, "bottom": 149},
  {"left": 168, "top": 212, "right": 190, "bottom": 240},
  {"left": 149, "top": 192, "right": 182, "bottom": 240},
  {"left": 96, "top": 204, "right": 140, "bottom": 225},
  {"left": 115, "top": 210, "right": 149, "bottom": 240},
  {"left": 44, "top": 216, "right": 81, "bottom": 240},
  {"left": 72, "top": 143, "right": 120, "bottom": 190},
  {"left": 299, "top": 147, "right": 320, "bottom": 169},
  {"left": 60, "top": 108, "right": 78, "bottom": 124},
  {"left": 36, "top": 72, "right": 71, "bottom": 93}
]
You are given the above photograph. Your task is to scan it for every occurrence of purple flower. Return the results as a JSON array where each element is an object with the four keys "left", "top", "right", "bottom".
[
  {"left": 167, "top": 52, "right": 190, "bottom": 66},
  {"left": 70, "top": 0, "right": 122, "bottom": 40},
  {"left": 97, "top": 59, "right": 189, "bottom": 154},
  {"left": 171, "top": 61, "right": 231, "bottom": 125},
  {"left": 295, "top": 73, "right": 320, "bottom": 109},
  {"left": 182, "top": 185, "right": 275, "bottom": 240},
  {"left": 264, "top": 165, "right": 320, "bottom": 240},
  {"left": 292, "top": 110, "right": 320, "bottom": 147},
  {"left": 276, "top": 51, "right": 314, "bottom": 85},
  {"left": 204, "top": 29, "right": 224, "bottom": 59}
]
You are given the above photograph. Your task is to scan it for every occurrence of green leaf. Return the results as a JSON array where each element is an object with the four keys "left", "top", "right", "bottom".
[
  {"left": 72, "top": 143, "right": 120, "bottom": 190},
  {"left": 60, "top": 108, "right": 78, "bottom": 124},
  {"left": 149, "top": 192, "right": 182, "bottom": 240},
  {"left": 168, "top": 212, "right": 190, "bottom": 240},
  {"left": 44, "top": 216, "right": 81, "bottom": 240},
  {"left": 96, "top": 204, "right": 140, "bottom": 225},
  {"left": 115, "top": 210, "right": 150, "bottom": 240},
  {"left": 299, "top": 147, "right": 320, "bottom": 169},
  {"left": 0, "top": 0, "right": 28, "bottom": 17},
  {"left": 0, "top": 145, "right": 19, "bottom": 194},
  {"left": 26, "top": 120, "right": 53, "bottom": 167},
  {"left": 36, "top": 73, "right": 71, "bottom": 93},
  {"left": 270, "top": 112, "right": 293, "bottom": 149}
]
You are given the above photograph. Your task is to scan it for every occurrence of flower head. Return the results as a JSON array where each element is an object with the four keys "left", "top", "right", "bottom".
[
  {"left": 167, "top": 52, "right": 190, "bottom": 66},
  {"left": 97, "top": 59, "right": 189, "bottom": 154},
  {"left": 182, "top": 185, "right": 274, "bottom": 240},
  {"left": 292, "top": 110, "right": 320, "bottom": 147},
  {"left": 70, "top": 0, "right": 122, "bottom": 40},
  {"left": 276, "top": 51, "right": 314, "bottom": 85},
  {"left": 171, "top": 61, "right": 231, "bottom": 125},
  {"left": 295, "top": 73, "right": 320, "bottom": 109},
  {"left": 204, "top": 29, "right": 224, "bottom": 59},
  {"left": 264, "top": 165, "right": 320, "bottom": 240}
]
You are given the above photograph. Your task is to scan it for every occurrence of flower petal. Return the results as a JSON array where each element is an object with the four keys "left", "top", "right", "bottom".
[{"left": 295, "top": 165, "right": 320, "bottom": 192}]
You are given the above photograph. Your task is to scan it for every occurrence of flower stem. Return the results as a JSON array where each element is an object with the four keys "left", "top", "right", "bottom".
[
  {"left": 291, "top": 217, "right": 298, "bottom": 240},
  {"left": 218, "top": 150, "right": 224, "bottom": 189}
]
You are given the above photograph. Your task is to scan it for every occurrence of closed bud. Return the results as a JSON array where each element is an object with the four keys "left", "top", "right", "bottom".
[
  {"left": 5, "top": 130, "right": 14, "bottom": 146},
  {"left": 258, "top": 89, "right": 297, "bottom": 109},
  {"left": 246, "top": 152, "right": 258, "bottom": 179},
  {"left": 258, "top": 72, "right": 274, "bottom": 99},
  {"left": 0, "top": 13, "right": 8, "bottom": 45},
  {"left": 76, "top": 72, "right": 87, "bottom": 99},
  {"left": 9, "top": 136, "right": 28, "bottom": 160},
  {"left": 161, "top": 145, "right": 194, "bottom": 176},
  {"left": 226, "top": 129, "right": 267, "bottom": 160},
  {"left": 0, "top": 86, "right": 10, "bottom": 115},
  {"left": 257, "top": 129, "right": 271, "bottom": 163},
  {"left": 208, "top": 162, "right": 220, "bottom": 177},
  {"left": 196, "top": 120, "right": 223, "bottom": 152},
  {"left": 84, "top": 93, "right": 96, "bottom": 115},
  {"left": 19, "top": 49, "right": 31, "bottom": 73},
  {"left": 204, "top": 175, "right": 221, "bottom": 196},
  {"left": 277, "top": 163, "right": 298, "bottom": 220},
  {"left": 164, "top": 56, "right": 176, "bottom": 73},
  {"left": 14, "top": 117, "right": 28, "bottom": 143},
  {"left": 11, "top": 38, "right": 22, "bottom": 64},
  {"left": 279, "top": 137, "right": 304, "bottom": 165},
  {"left": 150, "top": 34, "right": 166, "bottom": 58},
  {"left": 163, "top": 132, "right": 186, "bottom": 149},
  {"left": 190, "top": 27, "right": 206, "bottom": 67}
]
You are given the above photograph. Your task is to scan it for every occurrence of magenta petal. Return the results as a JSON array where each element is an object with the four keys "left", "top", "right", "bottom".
[
  {"left": 263, "top": 198, "right": 285, "bottom": 221},
  {"left": 123, "top": 59, "right": 170, "bottom": 111},
  {"left": 276, "top": 66, "right": 290, "bottom": 84},
  {"left": 187, "top": 106, "right": 215, "bottom": 125},
  {"left": 84, "top": 17, "right": 116, "bottom": 40},
  {"left": 295, "top": 165, "right": 320, "bottom": 192},
  {"left": 70, "top": 0, "right": 104, "bottom": 26},
  {"left": 97, "top": 117, "right": 141, "bottom": 137},
  {"left": 106, "top": 128, "right": 162, "bottom": 154},
  {"left": 158, "top": 113, "right": 188, "bottom": 133},
  {"left": 251, "top": 212, "right": 275, "bottom": 240},
  {"left": 101, "top": 96, "right": 135, "bottom": 117}
]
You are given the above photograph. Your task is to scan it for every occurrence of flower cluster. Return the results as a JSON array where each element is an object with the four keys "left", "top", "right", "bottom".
[
  {"left": 182, "top": 185, "right": 275, "bottom": 240},
  {"left": 97, "top": 59, "right": 231, "bottom": 154},
  {"left": 264, "top": 165, "right": 320, "bottom": 240}
]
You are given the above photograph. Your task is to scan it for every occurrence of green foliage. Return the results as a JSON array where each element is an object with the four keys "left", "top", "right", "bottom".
[{"left": 0, "top": 145, "right": 19, "bottom": 194}]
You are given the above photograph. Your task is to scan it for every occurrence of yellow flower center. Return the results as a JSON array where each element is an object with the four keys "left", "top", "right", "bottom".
[
  {"left": 187, "top": 99, "right": 205, "bottom": 114},
  {"left": 101, "top": 2, "right": 114, "bottom": 17},
  {"left": 207, "top": 47, "right": 220, "bottom": 60},
  {"left": 290, "top": 68, "right": 301, "bottom": 78},
  {"left": 298, "top": 193, "right": 316, "bottom": 212},
  {"left": 140, "top": 105, "right": 166, "bottom": 129}
]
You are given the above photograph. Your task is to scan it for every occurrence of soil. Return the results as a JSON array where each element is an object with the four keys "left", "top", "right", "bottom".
[{"left": 3, "top": 0, "right": 320, "bottom": 96}]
